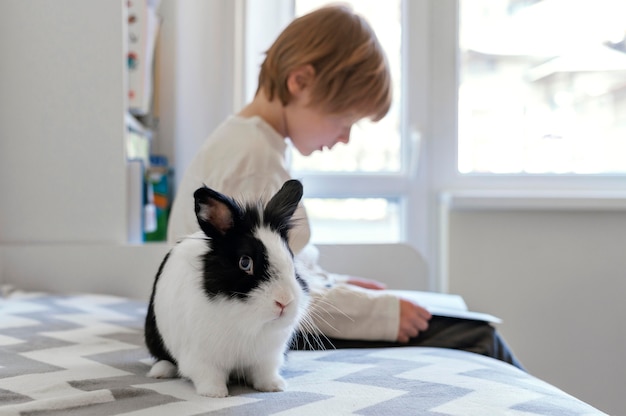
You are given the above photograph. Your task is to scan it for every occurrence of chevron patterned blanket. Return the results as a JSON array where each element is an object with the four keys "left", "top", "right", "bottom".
[{"left": 0, "top": 291, "right": 606, "bottom": 416}]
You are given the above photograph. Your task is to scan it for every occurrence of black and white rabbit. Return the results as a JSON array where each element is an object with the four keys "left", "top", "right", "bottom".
[{"left": 144, "top": 179, "right": 310, "bottom": 397}]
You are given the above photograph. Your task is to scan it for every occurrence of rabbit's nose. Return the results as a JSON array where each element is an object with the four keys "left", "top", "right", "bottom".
[
  {"left": 274, "top": 297, "right": 293, "bottom": 314},
  {"left": 275, "top": 290, "right": 294, "bottom": 307},
  {"left": 275, "top": 300, "right": 291, "bottom": 317}
]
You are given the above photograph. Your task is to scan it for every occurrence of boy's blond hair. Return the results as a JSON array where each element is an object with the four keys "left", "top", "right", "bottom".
[{"left": 257, "top": 4, "right": 392, "bottom": 122}]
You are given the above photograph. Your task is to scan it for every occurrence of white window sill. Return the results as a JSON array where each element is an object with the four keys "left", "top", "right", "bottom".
[{"left": 440, "top": 190, "right": 626, "bottom": 211}]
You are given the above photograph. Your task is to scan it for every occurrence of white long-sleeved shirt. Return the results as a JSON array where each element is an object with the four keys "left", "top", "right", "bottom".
[{"left": 167, "top": 115, "right": 399, "bottom": 342}]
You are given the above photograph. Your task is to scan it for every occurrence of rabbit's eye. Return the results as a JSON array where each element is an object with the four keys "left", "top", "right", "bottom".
[{"left": 238, "top": 255, "right": 254, "bottom": 275}]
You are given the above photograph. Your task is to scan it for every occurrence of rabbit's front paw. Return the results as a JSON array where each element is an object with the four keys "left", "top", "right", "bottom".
[
  {"left": 253, "top": 375, "right": 287, "bottom": 392},
  {"left": 147, "top": 360, "right": 177, "bottom": 379},
  {"left": 195, "top": 381, "right": 229, "bottom": 398}
]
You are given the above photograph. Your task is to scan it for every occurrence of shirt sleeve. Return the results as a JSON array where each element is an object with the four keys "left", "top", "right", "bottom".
[
  {"left": 296, "top": 245, "right": 400, "bottom": 342},
  {"left": 307, "top": 284, "right": 400, "bottom": 342}
]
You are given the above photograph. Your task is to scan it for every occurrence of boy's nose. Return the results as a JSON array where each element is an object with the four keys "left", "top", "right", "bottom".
[{"left": 338, "top": 129, "right": 351, "bottom": 144}]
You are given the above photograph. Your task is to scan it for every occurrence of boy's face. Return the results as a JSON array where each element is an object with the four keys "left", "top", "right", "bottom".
[{"left": 284, "top": 91, "right": 357, "bottom": 156}]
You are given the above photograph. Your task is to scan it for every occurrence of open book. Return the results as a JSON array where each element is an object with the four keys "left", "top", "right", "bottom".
[{"left": 387, "top": 290, "right": 502, "bottom": 324}]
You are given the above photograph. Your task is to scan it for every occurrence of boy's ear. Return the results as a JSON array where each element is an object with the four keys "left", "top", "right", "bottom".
[{"left": 287, "top": 64, "right": 316, "bottom": 95}]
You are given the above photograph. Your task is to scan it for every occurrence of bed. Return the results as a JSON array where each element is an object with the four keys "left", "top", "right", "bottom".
[
  {"left": 0, "top": 244, "right": 609, "bottom": 415},
  {"left": 0, "top": 289, "right": 607, "bottom": 416}
]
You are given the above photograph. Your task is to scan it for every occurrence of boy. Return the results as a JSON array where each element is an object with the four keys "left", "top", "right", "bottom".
[{"left": 167, "top": 5, "right": 521, "bottom": 367}]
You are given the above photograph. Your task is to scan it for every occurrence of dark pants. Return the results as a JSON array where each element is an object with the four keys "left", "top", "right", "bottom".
[{"left": 291, "top": 316, "right": 524, "bottom": 370}]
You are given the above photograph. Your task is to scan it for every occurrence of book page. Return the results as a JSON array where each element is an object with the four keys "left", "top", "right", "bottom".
[{"left": 387, "top": 290, "right": 502, "bottom": 324}]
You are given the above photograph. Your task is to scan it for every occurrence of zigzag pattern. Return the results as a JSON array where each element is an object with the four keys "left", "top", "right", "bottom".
[{"left": 0, "top": 293, "right": 607, "bottom": 416}]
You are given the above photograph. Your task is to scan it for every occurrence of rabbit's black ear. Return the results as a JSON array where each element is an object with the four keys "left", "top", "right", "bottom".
[
  {"left": 193, "top": 186, "right": 241, "bottom": 238},
  {"left": 264, "top": 180, "right": 303, "bottom": 236}
]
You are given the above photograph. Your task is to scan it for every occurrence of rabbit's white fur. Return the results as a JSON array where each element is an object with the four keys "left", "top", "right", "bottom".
[{"left": 148, "top": 228, "right": 309, "bottom": 397}]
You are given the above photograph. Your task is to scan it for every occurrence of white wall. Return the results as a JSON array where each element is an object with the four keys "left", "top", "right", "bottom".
[
  {"left": 444, "top": 195, "right": 626, "bottom": 415},
  {"left": 0, "top": 0, "right": 128, "bottom": 244}
]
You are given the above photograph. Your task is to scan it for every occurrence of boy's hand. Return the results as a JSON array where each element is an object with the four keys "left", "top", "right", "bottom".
[
  {"left": 345, "top": 276, "right": 387, "bottom": 290},
  {"left": 397, "top": 299, "right": 432, "bottom": 343}
]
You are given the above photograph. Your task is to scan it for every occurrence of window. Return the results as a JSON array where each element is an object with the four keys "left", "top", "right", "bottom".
[
  {"left": 242, "top": 0, "right": 626, "bottom": 286},
  {"left": 459, "top": 0, "right": 626, "bottom": 175},
  {"left": 301, "top": 197, "right": 402, "bottom": 244}
]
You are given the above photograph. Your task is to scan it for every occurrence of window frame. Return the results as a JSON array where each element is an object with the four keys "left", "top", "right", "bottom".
[
  {"left": 240, "top": 0, "right": 626, "bottom": 290},
  {"left": 429, "top": 0, "right": 626, "bottom": 192}
]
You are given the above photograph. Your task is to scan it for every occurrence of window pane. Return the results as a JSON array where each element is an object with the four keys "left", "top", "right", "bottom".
[
  {"left": 304, "top": 198, "right": 401, "bottom": 243},
  {"left": 459, "top": 0, "right": 626, "bottom": 174},
  {"left": 292, "top": 0, "right": 402, "bottom": 173}
]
